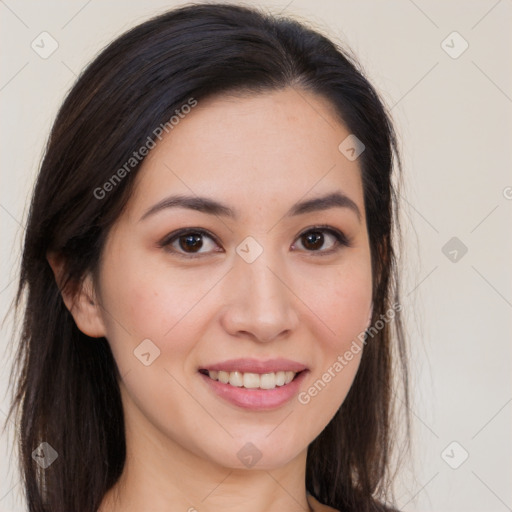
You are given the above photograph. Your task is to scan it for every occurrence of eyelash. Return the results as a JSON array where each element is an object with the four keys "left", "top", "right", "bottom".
[{"left": 158, "top": 225, "right": 352, "bottom": 260}]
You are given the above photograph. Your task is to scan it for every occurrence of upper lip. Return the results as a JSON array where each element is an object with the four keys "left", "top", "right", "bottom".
[{"left": 200, "top": 358, "right": 308, "bottom": 374}]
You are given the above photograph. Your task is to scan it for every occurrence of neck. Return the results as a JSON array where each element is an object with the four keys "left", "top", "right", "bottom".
[{"left": 98, "top": 385, "right": 312, "bottom": 512}]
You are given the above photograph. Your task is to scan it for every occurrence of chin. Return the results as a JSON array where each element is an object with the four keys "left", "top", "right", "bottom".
[{"left": 201, "top": 437, "right": 307, "bottom": 471}]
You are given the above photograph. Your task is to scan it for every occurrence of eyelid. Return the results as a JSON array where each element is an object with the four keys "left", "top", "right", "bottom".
[
  {"left": 158, "top": 224, "right": 352, "bottom": 259},
  {"left": 292, "top": 224, "right": 352, "bottom": 254},
  {"left": 157, "top": 227, "right": 222, "bottom": 259}
]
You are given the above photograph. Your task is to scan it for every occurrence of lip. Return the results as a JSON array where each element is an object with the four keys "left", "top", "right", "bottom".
[
  {"left": 199, "top": 369, "right": 309, "bottom": 411},
  {"left": 199, "top": 358, "right": 308, "bottom": 374}
]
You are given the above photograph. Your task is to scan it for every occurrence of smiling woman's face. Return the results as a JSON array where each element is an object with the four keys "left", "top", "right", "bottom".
[{"left": 90, "top": 87, "right": 373, "bottom": 470}]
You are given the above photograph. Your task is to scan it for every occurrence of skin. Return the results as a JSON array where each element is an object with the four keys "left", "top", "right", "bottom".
[{"left": 50, "top": 87, "right": 373, "bottom": 512}]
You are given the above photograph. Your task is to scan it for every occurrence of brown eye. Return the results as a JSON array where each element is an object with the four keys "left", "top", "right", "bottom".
[
  {"left": 159, "top": 229, "right": 221, "bottom": 258},
  {"left": 301, "top": 231, "right": 325, "bottom": 250},
  {"left": 178, "top": 233, "right": 204, "bottom": 253},
  {"left": 292, "top": 227, "right": 349, "bottom": 254}
]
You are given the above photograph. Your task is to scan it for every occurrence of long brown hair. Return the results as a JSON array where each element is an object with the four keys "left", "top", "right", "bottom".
[{"left": 4, "top": 4, "right": 409, "bottom": 511}]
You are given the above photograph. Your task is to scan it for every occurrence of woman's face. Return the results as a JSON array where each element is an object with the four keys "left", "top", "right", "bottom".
[{"left": 92, "top": 87, "right": 373, "bottom": 470}]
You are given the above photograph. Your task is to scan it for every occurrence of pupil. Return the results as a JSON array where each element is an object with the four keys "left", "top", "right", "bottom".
[
  {"left": 179, "top": 233, "right": 203, "bottom": 252},
  {"left": 303, "top": 231, "right": 323, "bottom": 250}
]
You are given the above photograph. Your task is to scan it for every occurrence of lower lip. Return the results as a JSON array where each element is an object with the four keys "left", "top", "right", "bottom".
[{"left": 199, "top": 370, "right": 308, "bottom": 411}]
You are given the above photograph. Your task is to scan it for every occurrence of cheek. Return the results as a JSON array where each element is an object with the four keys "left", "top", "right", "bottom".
[
  {"left": 297, "top": 279, "right": 370, "bottom": 424},
  {"left": 295, "top": 254, "right": 371, "bottom": 409},
  {"left": 97, "top": 248, "right": 222, "bottom": 369},
  {"left": 299, "top": 255, "right": 373, "bottom": 349}
]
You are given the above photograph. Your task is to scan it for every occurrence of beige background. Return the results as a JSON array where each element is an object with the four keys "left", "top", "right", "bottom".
[{"left": 1, "top": 1, "right": 511, "bottom": 510}]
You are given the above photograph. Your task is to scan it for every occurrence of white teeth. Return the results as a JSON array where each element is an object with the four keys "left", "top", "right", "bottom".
[
  {"left": 243, "top": 372, "right": 260, "bottom": 389},
  {"left": 206, "top": 370, "right": 298, "bottom": 389},
  {"left": 275, "top": 371, "right": 286, "bottom": 386},
  {"left": 260, "top": 373, "right": 276, "bottom": 390},
  {"left": 229, "top": 371, "right": 243, "bottom": 387},
  {"left": 284, "top": 371, "right": 295, "bottom": 384}
]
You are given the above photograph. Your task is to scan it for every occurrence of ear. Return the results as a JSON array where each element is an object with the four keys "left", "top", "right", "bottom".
[{"left": 47, "top": 251, "right": 107, "bottom": 338}]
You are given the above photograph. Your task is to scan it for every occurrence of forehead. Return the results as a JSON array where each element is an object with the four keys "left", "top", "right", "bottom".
[{"left": 126, "top": 87, "right": 365, "bottom": 221}]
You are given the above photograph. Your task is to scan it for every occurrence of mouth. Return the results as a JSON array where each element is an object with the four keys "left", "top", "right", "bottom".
[
  {"left": 198, "top": 367, "right": 309, "bottom": 410},
  {"left": 198, "top": 369, "right": 305, "bottom": 390}
]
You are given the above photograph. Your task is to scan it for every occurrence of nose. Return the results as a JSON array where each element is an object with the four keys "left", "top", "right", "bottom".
[{"left": 220, "top": 253, "right": 299, "bottom": 343}]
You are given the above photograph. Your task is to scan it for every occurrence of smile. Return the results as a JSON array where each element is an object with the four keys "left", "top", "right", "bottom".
[
  {"left": 200, "top": 369, "right": 299, "bottom": 390},
  {"left": 198, "top": 368, "right": 308, "bottom": 410}
]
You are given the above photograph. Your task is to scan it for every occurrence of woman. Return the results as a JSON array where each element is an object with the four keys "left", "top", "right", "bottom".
[{"left": 5, "top": 3, "right": 409, "bottom": 512}]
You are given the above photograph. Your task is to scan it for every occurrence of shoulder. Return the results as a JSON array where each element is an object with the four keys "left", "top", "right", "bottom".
[
  {"left": 306, "top": 493, "right": 402, "bottom": 512},
  {"left": 306, "top": 493, "right": 339, "bottom": 512}
]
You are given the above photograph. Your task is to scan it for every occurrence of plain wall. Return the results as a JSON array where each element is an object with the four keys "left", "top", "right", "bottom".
[{"left": 1, "top": 1, "right": 511, "bottom": 510}]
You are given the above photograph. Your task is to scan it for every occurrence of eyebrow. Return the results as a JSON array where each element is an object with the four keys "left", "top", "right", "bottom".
[{"left": 139, "top": 191, "right": 361, "bottom": 223}]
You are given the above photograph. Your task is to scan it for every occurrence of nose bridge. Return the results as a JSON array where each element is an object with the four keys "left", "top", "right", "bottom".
[
  {"left": 244, "top": 255, "right": 285, "bottom": 306},
  {"left": 221, "top": 243, "right": 298, "bottom": 342}
]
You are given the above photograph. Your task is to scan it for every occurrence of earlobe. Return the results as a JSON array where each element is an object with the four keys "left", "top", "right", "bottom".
[{"left": 46, "top": 251, "right": 107, "bottom": 338}]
